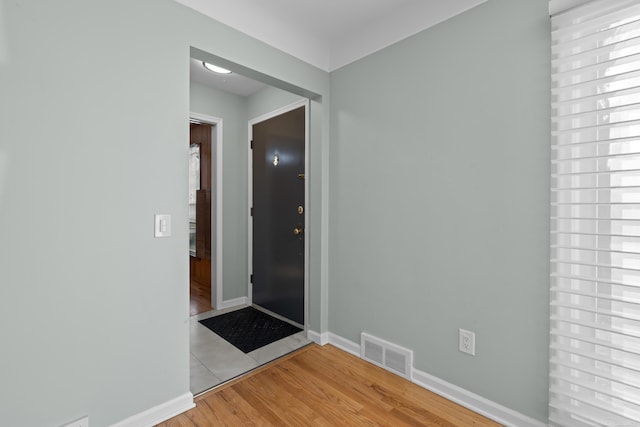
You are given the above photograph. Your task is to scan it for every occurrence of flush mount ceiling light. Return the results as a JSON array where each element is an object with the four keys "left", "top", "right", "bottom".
[{"left": 202, "top": 62, "right": 232, "bottom": 74}]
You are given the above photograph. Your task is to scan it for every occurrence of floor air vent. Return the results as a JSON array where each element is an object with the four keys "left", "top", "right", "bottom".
[{"left": 360, "top": 333, "right": 413, "bottom": 380}]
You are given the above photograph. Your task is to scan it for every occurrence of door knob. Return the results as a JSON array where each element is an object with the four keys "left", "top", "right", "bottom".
[{"left": 293, "top": 227, "right": 304, "bottom": 235}]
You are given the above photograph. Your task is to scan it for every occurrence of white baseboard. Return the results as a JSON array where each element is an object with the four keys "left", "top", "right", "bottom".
[
  {"left": 307, "top": 331, "right": 359, "bottom": 357},
  {"left": 323, "top": 333, "right": 546, "bottom": 427},
  {"left": 411, "top": 370, "right": 546, "bottom": 427},
  {"left": 219, "top": 296, "right": 248, "bottom": 310},
  {"left": 307, "top": 330, "right": 329, "bottom": 345},
  {"left": 110, "top": 392, "right": 194, "bottom": 427},
  {"left": 327, "top": 332, "right": 359, "bottom": 357}
]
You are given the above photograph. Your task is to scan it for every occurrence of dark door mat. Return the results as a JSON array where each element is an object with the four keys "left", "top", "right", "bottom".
[{"left": 199, "top": 306, "right": 302, "bottom": 353}]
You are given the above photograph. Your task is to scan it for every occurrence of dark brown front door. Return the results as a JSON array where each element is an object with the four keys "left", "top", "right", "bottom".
[{"left": 251, "top": 105, "right": 305, "bottom": 325}]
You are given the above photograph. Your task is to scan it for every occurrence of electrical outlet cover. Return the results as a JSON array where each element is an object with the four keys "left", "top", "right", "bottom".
[{"left": 459, "top": 328, "right": 476, "bottom": 356}]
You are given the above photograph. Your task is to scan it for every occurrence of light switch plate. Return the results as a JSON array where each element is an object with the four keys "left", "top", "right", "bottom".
[{"left": 154, "top": 214, "right": 171, "bottom": 238}]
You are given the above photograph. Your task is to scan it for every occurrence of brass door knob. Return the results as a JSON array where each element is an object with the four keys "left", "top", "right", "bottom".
[{"left": 294, "top": 227, "right": 304, "bottom": 235}]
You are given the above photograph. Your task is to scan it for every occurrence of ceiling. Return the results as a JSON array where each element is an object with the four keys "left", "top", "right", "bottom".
[
  {"left": 177, "top": 0, "right": 487, "bottom": 72},
  {"left": 186, "top": 0, "right": 488, "bottom": 97}
]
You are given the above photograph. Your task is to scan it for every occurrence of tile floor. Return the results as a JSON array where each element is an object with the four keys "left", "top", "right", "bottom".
[{"left": 190, "top": 304, "right": 311, "bottom": 395}]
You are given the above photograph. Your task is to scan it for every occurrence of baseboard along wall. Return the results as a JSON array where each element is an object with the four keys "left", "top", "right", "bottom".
[
  {"left": 219, "top": 296, "right": 249, "bottom": 310},
  {"left": 110, "top": 393, "right": 195, "bottom": 427},
  {"left": 306, "top": 330, "right": 546, "bottom": 427}
]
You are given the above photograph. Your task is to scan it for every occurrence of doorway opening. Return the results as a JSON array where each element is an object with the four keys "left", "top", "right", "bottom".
[
  {"left": 189, "top": 121, "right": 213, "bottom": 316},
  {"left": 188, "top": 53, "right": 314, "bottom": 397}
]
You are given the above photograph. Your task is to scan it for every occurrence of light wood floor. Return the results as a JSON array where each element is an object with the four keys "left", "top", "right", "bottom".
[
  {"left": 157, "top": 344, "right": 502, "bottom": 426},
  {"left": 190, "top": 277, "right": 212, "bottom": 316}
]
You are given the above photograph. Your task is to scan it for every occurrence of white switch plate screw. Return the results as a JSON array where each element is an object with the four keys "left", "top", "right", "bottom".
[{"left": 459, "top": 329, "right": 476, "bottom": 356}]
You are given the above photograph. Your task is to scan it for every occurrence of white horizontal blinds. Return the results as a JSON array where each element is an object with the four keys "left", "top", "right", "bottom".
[{"left": 550, "top": 1, "right": 640, "bottom": 426}]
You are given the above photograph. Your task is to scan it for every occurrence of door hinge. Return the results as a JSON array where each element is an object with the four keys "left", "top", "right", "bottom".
[
  {"left": 250, "top": 140, "right": 254, "bottom": 149},
  {"left": 250, "top": 207, "right": 254, "bottom": 216},
  {"left": 250, "top": 274, "right": 254, "bottom": 283}
]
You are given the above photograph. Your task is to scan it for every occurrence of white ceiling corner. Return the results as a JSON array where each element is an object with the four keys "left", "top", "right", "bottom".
[{"left": 175, "top": 0, "right": 487, "bottom": 72}]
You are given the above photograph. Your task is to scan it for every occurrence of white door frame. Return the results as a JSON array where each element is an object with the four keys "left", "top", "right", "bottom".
[
  {"left": 247, "top": 99, "right": 310, "bottom": 330},
  {"left": 190, "top": 112, "right": 223, "bottom": 310}
]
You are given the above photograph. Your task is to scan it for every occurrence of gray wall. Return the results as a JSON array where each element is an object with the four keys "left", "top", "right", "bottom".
[
  {"left": 190, "top": 81, "right": 249, "bottom": 301},
  {"left": 328, "top": 0, "right": 550, "bottom": 421},
  {"left": 0, "top": 1, "right": 329, "bottom": 426},
  {"left": 247, "top": 85, "right": 304, "bottom": 120}
]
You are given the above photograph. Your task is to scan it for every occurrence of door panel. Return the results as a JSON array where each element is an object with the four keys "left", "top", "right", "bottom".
[{"left": 252, "top": 106, "right": 305, "bottom": 325}]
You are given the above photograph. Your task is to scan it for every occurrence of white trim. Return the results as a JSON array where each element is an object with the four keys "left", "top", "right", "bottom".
[
  {"left": 326, "top": 332, "right": 360, "bottom": 357},
  {"left": 322, "top": 333, "right": 545, "bottom": 427},
  {"left": 303, "top": 99, "right": 310, "bottom": 334},
  {"left": 189, "top": 112, "right": 223, "bottom": 310},
  {"left": 219, "top": 296, "right": 249, "bottom": 310},
  {"left": 411, "top": 370, "right": 546, "bottom": 427},
  {"left": 307, "top": 330, "right": 329, "bottom": 345},
  {"left": 247, "top": 99, "right": 310, "bottom": 330},
  {"left": 109, "top": 393, "right": 194, "bottom": 427}
]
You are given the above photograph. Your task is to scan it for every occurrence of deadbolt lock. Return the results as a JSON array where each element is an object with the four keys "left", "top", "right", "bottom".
[
  {"left": 294, "top": 227, "right": 304, "bottom": 236},
  {"left": 297, "top": 205, "right": 304, "bottom": 215}
]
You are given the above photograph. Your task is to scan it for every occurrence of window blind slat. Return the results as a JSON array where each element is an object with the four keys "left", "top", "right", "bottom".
[
  {"left": 553, "top": 84, "right": 640, "bottom": 111},
  {"left": 553, "top": 104, "right": 640, "bottom": 129},
  {"left": 552, "top": 158, "right": 640, "bottom": 176},
  {"left": 552, "top": 138, "right": 640, "bottom": 160},
  {"left": 552, "top": 36, "right": 640, "bottom": 74},
  {"left": 551, "top": 329, "right": 640, "bottom": 355},
  {"left": 552, "top": 345, "right": 640, "bottom": 375},
  {"left": 552, "top": 286, "right": 640, "bottom": 306},
  {"left": 552, "top": 356, "right": 640, "bottom": 389},
  {"left": 550, "top": 384, "right": 640, "bottom": 422},
  {"left": 551, "top": 341, "right": 640, "bottom": 372},
  {"left": 550, "top": 401, "right": 635, "bottom": 427},
  {"left": 552, "top": 232, "right": 640, "bottom": 248},
  {"left": 553, "top": 53, "right": 640, "bottom": 91},
  {"left": 552, "top": 271, "right": 640, "bottom": 289},
  {"left": 552, "top": 19, "right": 640, "bottom": 55},
  {"left": 552, "top": 371, "right": 640, "bottom": 407},
  {"left": 552, "top": 171, "right": 640, "bottom": 190},
  {"left": 552, "top": 122, "right": 640, "bottom": 145},
  {"left": 552, "top": 189, "right": 640, "bottom": 204},
  {"left": 552, "top": 314, "right": 640, "bottom": 338}
]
